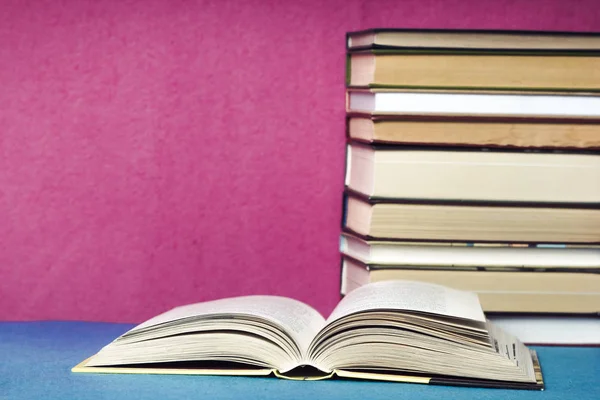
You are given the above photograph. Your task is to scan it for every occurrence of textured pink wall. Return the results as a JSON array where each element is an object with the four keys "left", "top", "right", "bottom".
[{"left": 1, "top": 0, "right": 599, "bottom": 323}]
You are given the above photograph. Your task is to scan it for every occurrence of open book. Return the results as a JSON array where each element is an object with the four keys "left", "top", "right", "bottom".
[{"left": 73, "top": 280, "right": 544, "bottom": 390}]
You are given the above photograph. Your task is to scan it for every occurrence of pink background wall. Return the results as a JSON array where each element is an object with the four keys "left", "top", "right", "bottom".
[{"left": 1, "top": 0, "right": 599, "bottom": 323}]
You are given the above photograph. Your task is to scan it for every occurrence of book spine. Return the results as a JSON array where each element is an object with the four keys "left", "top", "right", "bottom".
[
  {"left": 340, "top": 191, "right": 349, "bottom": 230},
  {"left": 345, "top": 53, "right": 351, "bottom": 86}
]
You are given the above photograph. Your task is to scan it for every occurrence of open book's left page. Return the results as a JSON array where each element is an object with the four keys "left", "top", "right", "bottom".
[
  {"left": 131, "top": 296, "right": 326, "bottom": 348},
  {"left": 79, "top": 296, "right": 326, "bottom": 373}
]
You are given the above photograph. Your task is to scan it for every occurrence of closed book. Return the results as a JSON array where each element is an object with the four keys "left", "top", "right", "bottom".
[
  {"left": 347, "top": 51, "right": 600, "bottom": 91},
  {"left": 348, "top": 117, "right": 600, "bottom": 149},
  {"left": 339, "top": 232, "right": 600, "bottom": 269},
  {"left": 345, "top": 143, "right": 600, "bottom": 204},
  {"left": 341, "top": 257, "right": 600, "bottom": 314},
  {"left": 343, "top": 194, "right": 600, "bottom": 244},
  {"left": 347, "top": 89, "right": 600, "bottom": 119},
  {"left": 347, "top": 29, "right": 600, "bottom": 52},
  {"left": 488, "top": 315, "right": 600, "bottom": 345}
]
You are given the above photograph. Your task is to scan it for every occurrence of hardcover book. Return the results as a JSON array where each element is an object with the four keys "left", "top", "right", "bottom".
[
  {"left": 347, "top": 29, "right": 600, "bottom": 52},
  {"left": 346, "top": 89, "right": 600, "bottom": 119},
  {"left": 347, "top": 117, "right": 600, "bottom": 149},
  {"left": 339, "top": 231, "right": 600, "bottom": 269},
  {"left": 345, "top": 143, "right": 600, "bottom": 203},
  {"left": 341, "top": 257, "right": 600, "bottom": 313},
  {"left": 343, "top": 193, "right": 600, "bottom": 244},
  {"left": 73, "top": 280, "right": 544, "bottom": 390},
  {"left": 346, "top": 51, "right": 600, "bottom": 91}
]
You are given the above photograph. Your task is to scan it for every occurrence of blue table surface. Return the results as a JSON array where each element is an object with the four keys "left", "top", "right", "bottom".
[{"left": 1, "top": 321, "right": 599, "bottom": 400}]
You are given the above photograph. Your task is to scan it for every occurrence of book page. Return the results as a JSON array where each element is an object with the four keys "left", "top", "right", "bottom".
[
  {"left": 486, "top": 321, "right": 536, "bottom": 381},
  {"left": 327, "top": 280, "right": 485, "bottom": 323},
  {"left": 131, "top": 296, "right": 326, "bottom": 354}
]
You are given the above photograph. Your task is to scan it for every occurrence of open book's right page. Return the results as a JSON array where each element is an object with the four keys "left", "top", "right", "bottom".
[
  {"left": 320, "top": 280, "right": 540, "bottom": 388},
  {"left": 327, "top": 280, "right": 486, "bottom": 324},
  {"left": 486, "top": 320, "right": 536, "bottom": 376}
]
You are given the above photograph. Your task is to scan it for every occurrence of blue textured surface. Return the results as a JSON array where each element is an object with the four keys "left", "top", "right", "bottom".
[{"left": 1, "top": 322, "right": 599, "bottom": 400}]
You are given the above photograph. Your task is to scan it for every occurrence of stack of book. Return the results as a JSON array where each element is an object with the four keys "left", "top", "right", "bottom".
[{"left": 340, "top": 29, "right": 600, "bottom": 324}]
